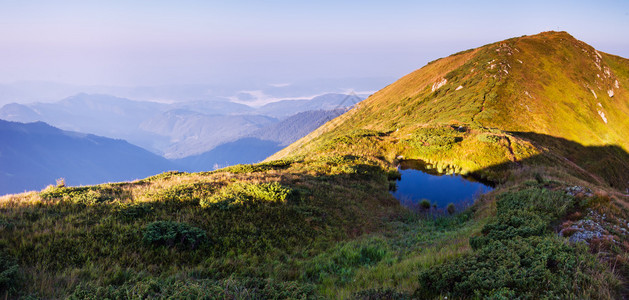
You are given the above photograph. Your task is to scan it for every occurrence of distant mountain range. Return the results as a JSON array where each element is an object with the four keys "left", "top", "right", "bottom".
[
  {"left": 0, "top": 94, "right": 356, "bottom": 194},
  {"left": 0, "top": 77, "right": 390, "bottom": 106},
  {"left": 256, "top": 93, "right": 361, "bottom": 117},
  {"left": 0, "top": 92, "right": 364, "bottom": 158},
  {"left": 0, "top": 119, "right": 176, "bottom": 195},
  {"left": 175, "top": 108, "right": 348, "bottom": 172}
]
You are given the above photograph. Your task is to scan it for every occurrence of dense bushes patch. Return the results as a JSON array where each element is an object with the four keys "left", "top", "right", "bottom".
[
  {"left": 320, "top": 129, "right": 385, "bottom": 150},
  {"left": 416, "top": 188, "right": 618, "bottom": 299},
  {"left": 69, "top": 277, "right": 320, "bottom": 300},
  {"left": 353, "top": 288, "right": 411, "bottom": 300},
  {"left": 477, "top": 133, "right": 502, "bottom": 143},
  {"left": 40, "top": 185, "right": 125, "bottom": 205},
  {"left": 200, "top": 182, "right": 291, "bottom": 209},
  {"left": 407, "top": 127, "right": 463, "bottom": 153},
  {"left": 143, "top": 221, "right": 206, "bottom": 249},
  {"left": 0, "top": 218, "right": 13, "bottom": 231},
  {"left": 145, "top": 182, "right": 214, "bottom": 204},
  {"left": 0, "top": 250, "right": 20, "bottom": 295},
  {"left": 217, "top": 159, "right": 296, "bottom": 174},
  {"left": 115, "top": 203, "right": 153, "bottom": 221}
]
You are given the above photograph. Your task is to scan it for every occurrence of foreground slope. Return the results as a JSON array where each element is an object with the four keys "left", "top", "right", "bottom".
[{"left": 2, "top": 32, "right": 629, "bottom": 299}]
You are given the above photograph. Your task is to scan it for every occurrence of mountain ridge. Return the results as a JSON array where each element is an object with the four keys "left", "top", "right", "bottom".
[{"left": 268, "top": 31, "right": 629, "bottom": 190}]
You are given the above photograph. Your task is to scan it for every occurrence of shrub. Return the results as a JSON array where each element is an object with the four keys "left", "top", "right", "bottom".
[
  {"left": 477, "top": 133, "right": 502, "bottom": 143},
  {"left": 416, "top": 187, "right": 617, "bottom": 298},
  {"left": 218, "top": 159, "right": 295, "bottom": 174},
  {"left": 0, "top": 250, "right": 19, "bottom": 295},
  {"left": 354, "top": 288, "right": 410, "bottom": 300},
  {"left": 0, "top": 218, "right": 13, "bottom": 231},
  {"left": 407, "top": 126, "right": 463, "bottom": 153},
  {"left": 200, "top": 182, "right": 291, "bottom": 209},
  {"left": 116, "top": 203, "right": 153, "bottom": 221},
  {"left": 40, "top": 186, "right": 118, "bottom": 205},
  {"left": 419, "top": 199, "right": 431, "bottom": 211},
  {"left": 146, "top": 183, "right": 214, "bottom": 204},
  {"left": 140, "top": 171, "right": 186, "bottom": 182},
  {"left": 418, "top": 236, "right": 598, "bottom": 299},
  {"left": 447, "top": 203, "right": 456, "bottom": 215},
  {"left": 69, "top": 277, "right": 320, "bottom": 299},
  {"left": 56, "top": 178, "right": 66, "bottom": 187},
  {"left": 143, "top": 221, "right": 206, "bottom": 249},
  {"left": 339, "top": 164, "right": 383, "bottom": 177}
]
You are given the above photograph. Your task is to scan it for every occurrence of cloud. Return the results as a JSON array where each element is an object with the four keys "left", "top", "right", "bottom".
[{"left": 268, "top": 83, "right": 292, "bottom": 88}]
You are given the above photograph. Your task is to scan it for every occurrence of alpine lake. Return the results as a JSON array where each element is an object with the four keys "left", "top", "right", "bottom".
[{"left": 390, "top": 159, "right": 494, "bottom": 213}]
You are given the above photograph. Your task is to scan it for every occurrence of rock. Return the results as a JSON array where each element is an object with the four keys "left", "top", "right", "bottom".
[
  {"left": 569, "top": 230, "right": 602, "bottom": 244},
  {"left": 431, "top": 78, "right": 447, "bottom": 92},
  {"left": 565, "top": 186, "right": 594, "bottom": 197}
]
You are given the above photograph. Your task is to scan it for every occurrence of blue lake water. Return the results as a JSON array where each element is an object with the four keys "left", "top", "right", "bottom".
[{"left": 391, "top": 160, "right": 493, "bottom": 211}]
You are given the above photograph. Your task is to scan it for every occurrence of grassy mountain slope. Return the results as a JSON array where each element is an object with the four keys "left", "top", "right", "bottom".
[
  {"left": 270, "top": 31, "right": 629, "bottom": 190},
  {"left": 2, "top": 32, "right": 629, "bottom": 299}
]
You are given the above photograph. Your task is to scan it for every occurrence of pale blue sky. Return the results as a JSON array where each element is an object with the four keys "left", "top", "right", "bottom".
[{"left": 1, "top": 0, "right": 628, "bottom": 86}]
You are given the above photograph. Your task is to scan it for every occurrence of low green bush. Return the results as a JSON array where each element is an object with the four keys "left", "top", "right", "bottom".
[
  {"left": 218, "top": 159, "right": 296, "bottom": 174},
  {"left": 143, "top": 221, "right": 206, "bottom": 249},
  {"left": 419, "top": 199, "right": 431, "bottom": 211},
  {"left": 200, "top": 182, "right": 291, "bottom": 209},
  {"left": 146, "top": 183, "right": 214, "bottom": 204},
  {"left": 40, "top": 186, "right": 119, "bottom": 205},
  {"left": 416, "top": 187, "right": 617, "bottom": 299},
  {"left": 447, "top": 203, "right": 456, "bottom": 215},
  {"left": 407, "top": 126, "right": 463, "bottom": 153},
  {"left": 353, "top": 288, "right": 411, "bottom": 300},
  {"left": 0, "top": 250, "right": 20, "bottom": 295},
  {"left": 477, "top": 133, "right": 502, "bottom": 143},
  {"left": 0, "top": 218, "right": 13, "bottom": 231},
  {"left": 116, "top": 203, "right": 153, "bottom": 221},
  {"left": 139, "top": 171, "right": 186, "bottom": 183},
  {"left": 69, "top": 277, "right": 320, "bottom": 299}
]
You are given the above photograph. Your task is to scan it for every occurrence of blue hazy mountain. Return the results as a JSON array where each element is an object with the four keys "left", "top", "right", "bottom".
[
  {"left": 175, "top": 108, "right": 347, "bottom": 171},
  {"left": 0, "top": 120, "right": 176, "bottom": 195},
  {"left": 140, "top": 109, "right": 277, "bottom": 158},
  {"left": 0, "top": 93, "right": 361, "bottom": 158},
  {"left": 173, "top": 138, "right": 283, "bottom": 172},
  {"left": 257, "top": 93, "right": 364, "bottom": 118},
  {"left": 250, "top": 108, "right": 348, "bottom": 146}
]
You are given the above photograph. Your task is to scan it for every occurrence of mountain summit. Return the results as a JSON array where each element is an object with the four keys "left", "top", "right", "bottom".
[{"left": 270, "top": 31, "right": 629, "bottom": 190}]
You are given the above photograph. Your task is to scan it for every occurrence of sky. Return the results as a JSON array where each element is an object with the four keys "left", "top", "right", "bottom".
[{"left": 1, "top": 0, "right": 628, "bottom": 87}]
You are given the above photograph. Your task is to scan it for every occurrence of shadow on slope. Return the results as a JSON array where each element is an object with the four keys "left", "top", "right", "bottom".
[
  {"left": 173, "top": 138, "right": 283, "bottom": 172},
  {"left": 485, "top": 131, "right": 629, "bottom": 192}
]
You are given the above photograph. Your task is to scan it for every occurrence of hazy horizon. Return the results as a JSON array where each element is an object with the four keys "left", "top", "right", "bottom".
[{"left": 2, "top": 0, "right": 628, "bottom": 89}]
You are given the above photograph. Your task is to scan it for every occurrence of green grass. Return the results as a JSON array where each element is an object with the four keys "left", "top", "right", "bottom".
[{"left": 0, "top": 160, "right": 401, "bottom": 298}]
